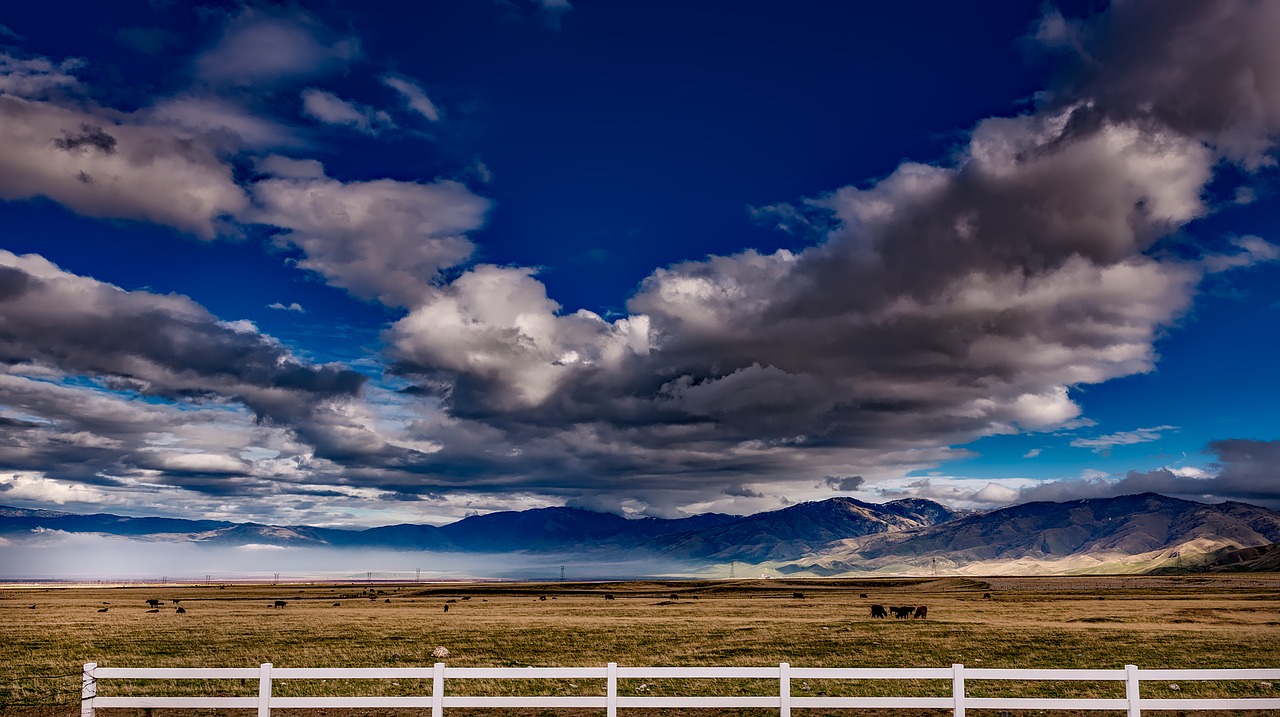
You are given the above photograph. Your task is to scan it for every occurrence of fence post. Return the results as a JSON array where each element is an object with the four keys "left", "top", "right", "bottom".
[
  {"left": 1126, "top": 664, "right": 1140, "bottom": 717},
  {"left": 432, "top": 662, "right": 445, "bottom": 717},
  {"left": 257, "top": 663, "right": 272, "bottom": 717},
  {"left": 607, "top": 662, "right": 618, "bottom": 717},
  {"left": 80, "top": 662, "right": 96, "bottom": 717},
  {"left": 952, "top": 663, "right": 965, "bottom": 717},
  {"left": 779, "top": 662, "right": 791, "bottom": 717}
]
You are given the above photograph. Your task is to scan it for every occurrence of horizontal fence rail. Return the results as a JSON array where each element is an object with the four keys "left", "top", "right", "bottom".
[{"left": 80, "top": 661, "right": 1280, "bottom": 717}]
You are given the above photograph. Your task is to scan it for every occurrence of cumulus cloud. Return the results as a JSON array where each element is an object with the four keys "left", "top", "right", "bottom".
[
  {"left": 196, "top": 9, "right": 360, "bottom": 86},
  {"left": 249, "top": 168, "right": 489, "bottom": 306},
  {"left": 0, "top": 251, "right": 383, "bottom": 465},
  {"left": 300, "top": 88, "right": 392, "bottom": 135},
  {"left": 375, "top": 0, "right": 1280, "bottom": 515},
  {"left": 0, "top": 87, "right": 248, "bottom": 238},
  {"left": 267, "top": 302, "right": 306, "bottom": 313},
  {"left": 0, "top": 250, "right": 362, "bottom": 403},
  {"left": 382, "top": 75, "right": 440, "bottom": 122},
  {"left": 1044, "top": 0, "right": 1280, "bottom": 165}
]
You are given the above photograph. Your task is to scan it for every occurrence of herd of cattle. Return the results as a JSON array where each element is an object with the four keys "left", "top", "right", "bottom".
[
  {"left": 81, "top": 593, "right": 934, "bottom": 619},
  {"left": 870, "top": 604, "right": 927, "bottom": 619}
]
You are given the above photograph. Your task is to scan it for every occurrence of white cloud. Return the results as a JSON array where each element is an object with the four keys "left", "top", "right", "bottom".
[
  {"left": 0, "top": 53, "right": 81, "bottom": 97},
  {"left": 147, "top": 95, "right": 300, "bottom": 149},
  {"left": 382, "top": 75, "right": 440, "bottom": 122},
  {"left": 249, "top": 171, "right": 488, "bottom": 306},
  {"left": 196, "top": 10, "right": 360, "bottom": 86},
  {"left": 1023, "top": 448, "right": 1042, "bottom": 458},
  {"left": 1070, "top": 425, "right": 1178, "bottom": 453},
  {"left": 0, "top": 93, "right": 248, "bottom": 238},
  {"left": 300, "top": 88, "right": 392, "bottom": 135},
  {"left": 267, "top": 302, "right": 306, "bottom": 313}
]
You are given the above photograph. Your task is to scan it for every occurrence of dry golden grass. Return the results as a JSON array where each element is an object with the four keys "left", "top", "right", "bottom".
[{"left": 2, "top": 574, "right": 1278, "bottom": 715}]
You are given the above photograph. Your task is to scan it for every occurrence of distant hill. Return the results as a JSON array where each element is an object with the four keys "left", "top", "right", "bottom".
[
  {"left": 776, "top": 493, "right": 1280, "bottom": 575},
  {"left": 3, "top": 493, "right": 1279, "bottom": 576},
  {"left": 651, "top": 496, "right": 963, "bottom": 562},
  {"left": 1150, "top": 542, "right": 1280, "bottom": 573}
]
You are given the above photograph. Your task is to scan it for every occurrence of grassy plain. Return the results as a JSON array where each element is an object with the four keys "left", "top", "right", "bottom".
[{"left": 2, "top": 575, "right": 1278, "bottom": 716}]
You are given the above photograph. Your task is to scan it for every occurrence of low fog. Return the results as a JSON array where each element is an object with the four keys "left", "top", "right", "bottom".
[{"left": 0, "top": 531, "right": 711, "bottom": 582}]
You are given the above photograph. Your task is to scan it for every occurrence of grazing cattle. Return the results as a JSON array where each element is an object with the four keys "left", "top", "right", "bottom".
[
  {"left": 461, "top": 597, "right": 471, "bottom": 601},
  {"left": 27, "top": 605, "right": 35, "bottom": 609},
  {"left": 145, "top": 599, "right": 161, "bottom": 608},
  {"left": 443, "top": 604, "right": 449, "bottom": 613},
  {"left": 333, "top": 603, "right": 341, "bottom": 607},
  {"left": 792, "top": 592, "right": 805, "bottom": 599},
  {"left": 97, "top": 607, "right": 108, "bottom": 613},
  {"left": 176, "top": 607, "right": 186, "bottom": 614},
  {"left": 859, "top": 593, "right": 868, "bottom": 599},
  {"left": 273, "top": 600, "right": 287, "bottom": 609},
  {"left": 446, "top": 599, "right": 457, "bottom": 603},
  {"left": 172, "top": 599, "right": 181, "bottom": 604},
  {"left": 604, "top": 594, "right": 615, "bottom": 600},
  {"left": 539, "top": 595, "right": 547, "bottom": 601},
  {"left": 870, "top": 604, "right": 887, "bottom": 618},
  {"left": 983, "top": 593, "right": 991, "bottom": 599},
  {"left": 384, "top": 599, "right": 390, "bottom": 603},
  {"left": 670, "top": 593, "right": 679, "bottom": 600},
  {"left": 146, "top": 609, "right": 159, "bottom": 614},
  {"left": 913, "top": 605, "right": 927, "bottom": 619},
  {"left": 891, "top": 606, "right": 915, "bottom": 619}
]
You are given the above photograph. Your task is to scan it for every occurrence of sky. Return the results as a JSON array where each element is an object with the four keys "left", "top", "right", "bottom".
[{"left": 0, "top": 0, "right": 1279, "bottom": 529}]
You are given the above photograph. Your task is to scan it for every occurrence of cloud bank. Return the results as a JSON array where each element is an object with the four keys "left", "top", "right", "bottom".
[{"left": 0, "top": 0, "right": 1277, "bottom": 523}]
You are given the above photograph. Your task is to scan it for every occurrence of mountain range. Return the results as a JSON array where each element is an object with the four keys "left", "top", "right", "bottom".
[{"left": 3, "top": 493, "right": 1279, "bottom": 576}]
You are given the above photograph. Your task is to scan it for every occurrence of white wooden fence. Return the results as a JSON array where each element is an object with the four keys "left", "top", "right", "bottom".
[{"left": 80, "top": 662, "right": 1280, "bottom": 717}]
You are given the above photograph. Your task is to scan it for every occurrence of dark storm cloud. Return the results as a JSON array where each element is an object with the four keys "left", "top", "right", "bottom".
[
  {"left": 0, "top": 251, "right": 405, "bottom": 480},
  {"left": 52, "top": 123, "right": 117, "bottom": 154},
  {"left": 1044, "top": 0, "right": 1280, "bottom": 163},
  {"left": 824, "top": 475, "right": 865, "bottom": 491},
  {"left": 0, "top": 252, "right": 364, "bottom": 411},
  {"left": 1015, "top": 439, "right": 1280, "bottom": 508}
]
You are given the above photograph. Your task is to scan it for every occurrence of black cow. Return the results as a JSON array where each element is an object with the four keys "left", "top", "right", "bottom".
[
  {"left": 891, "top": 606, "right": 914, "bottom": 619},
  {"left": 859, "top": 593, "right": 868, "bottom": 598},
  {"left": 273, "top": 600, "right": 287, "bottom": 609},
  {"left": 913, "top": 605, "right": 927, "bottom": 619},
  {"left": 870, "top": 604, "right": 887, "bottom": 618},
  {"left": 792, "top": 592, "right": 805, "bottom": 599},
  {"left": 145, "top": 599, "right": 161, "bottom": 608},
  {"left": 176, "top": 607, "right": 186, "bottom": 614},
  {"left": 97, "top": 607, "right": 108, "bottom": 613},
  {"left": 443, "top": 604, "right": 449, "bottom": 613},
  {"left": 983, "top": 593, "right": 992, "bottom": 599},
  {"left": 604, "top": 594, "right": 615, "bottom": 600}
]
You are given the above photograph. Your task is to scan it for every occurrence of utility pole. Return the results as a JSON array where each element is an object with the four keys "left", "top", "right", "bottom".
[
  {"left": 729, "top": 562, "right": 736, "bottom": 579},
  {"left": 273, "top": 573, "right": 280, "bottom": 586},
  {"left": 560, "top": 565, "right": 566, "bottom": 582},
  {"left": 416, "top": 568, "right": 421, "bottom": 582},
  {"left": 367, "top": 571, "right": 372, "bottom": 584},
  {"left": 931, "top": 557, "right": 937, "bottom": 578}
]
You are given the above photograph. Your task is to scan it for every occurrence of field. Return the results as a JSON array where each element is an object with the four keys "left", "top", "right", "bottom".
[{"left": 2, "top": 575, "right": 1279, "bottom": 717}]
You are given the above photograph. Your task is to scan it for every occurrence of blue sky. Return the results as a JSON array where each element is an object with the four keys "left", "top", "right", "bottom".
[{"left": 0, "top": 0, "right": 1278, "bottom": 527}]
